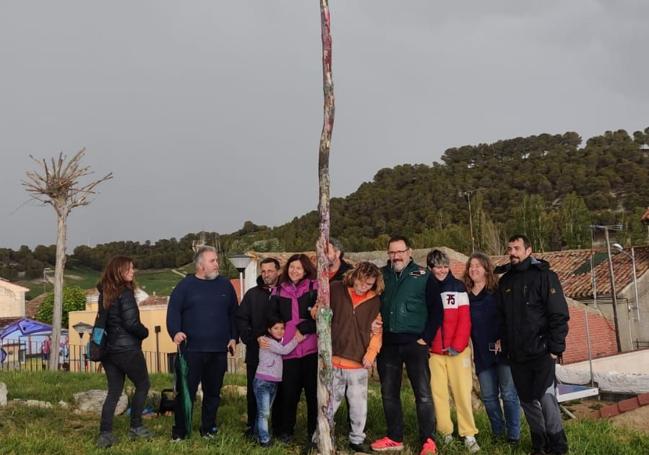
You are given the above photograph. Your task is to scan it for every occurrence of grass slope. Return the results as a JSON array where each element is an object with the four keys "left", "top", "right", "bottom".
[
  {"left": 1, "top": 371, "right": 648, "bottom": 454},
  {"left": 19, "top": 267, "right": 185, "bottom": 300}
]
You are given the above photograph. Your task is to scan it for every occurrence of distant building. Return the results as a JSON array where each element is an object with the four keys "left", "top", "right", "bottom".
[
  {"left": 67, "top": 278, "right": 244, "bottom": 373},
  {"left": 0, "top": 279, "right": 29, "bottom": 321},
  {"left": 68, "top": 289, "right": 176, "bottom": 373},
  {"left": 493, "top": 247, "right": 649, "bottom": 355}
]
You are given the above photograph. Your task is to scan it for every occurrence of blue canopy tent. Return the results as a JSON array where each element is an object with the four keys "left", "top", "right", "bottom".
[
  {"left": 0, "top": 318, "right": 53, "bottom": 363},
  {"left": 0, "top": 318, "right": 52, "bottom": 340}
]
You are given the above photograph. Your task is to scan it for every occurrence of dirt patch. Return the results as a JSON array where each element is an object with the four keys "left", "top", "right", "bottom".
[
  {"left": 610, "top": 405, "right": 649, "bottom": 432},
  {"left": 562, "top": 396, "right": 649, "bottom": 433},
  {"left": 64, "top": 274, "right": 83, "bottom": 280},
  {"left": 562, "top": 397, "right": 615, "bottom": 419}
]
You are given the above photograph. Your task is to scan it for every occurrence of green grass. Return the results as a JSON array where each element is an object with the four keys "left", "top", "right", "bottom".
[
  {"left": 135, "top": 269, "right": 184, "bottom": 296},
  {"left": 1, "top": 371, "right": 648, "bottom": 454},
  {"left": 19, "top": 266, "right": 101, "bottom": 300}
]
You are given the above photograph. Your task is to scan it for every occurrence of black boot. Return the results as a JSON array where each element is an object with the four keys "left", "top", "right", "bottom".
[
  {"left": 546, "top": 430, "right": 568, "bottom": 454},
  {"left": 530, "top": 431, "right": 548, "bottom": 455}
]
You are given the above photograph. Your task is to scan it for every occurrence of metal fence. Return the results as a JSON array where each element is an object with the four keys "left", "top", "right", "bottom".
[
  {"left": 635, "top": 340, "right": 649, "bottom": 349},
  {"left": 0, "top": 339, "right": 246, "bottom": 374}
]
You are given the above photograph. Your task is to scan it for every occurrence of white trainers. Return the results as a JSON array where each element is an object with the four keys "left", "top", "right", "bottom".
[
  {"left": 464, "top": 436, "right": 480, "bottom": 453},
  {"left": 442, "top": 434, "right": 454, "bottom": 444}
]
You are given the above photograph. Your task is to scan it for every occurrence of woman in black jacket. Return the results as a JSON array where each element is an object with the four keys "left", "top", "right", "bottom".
[{"left": 97, "top": 256, "right": 152, "bottom": 448}]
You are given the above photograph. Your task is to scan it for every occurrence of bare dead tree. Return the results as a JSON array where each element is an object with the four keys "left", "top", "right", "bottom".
[
  {"left": 315, "top": 0, "right": 336, "bottom": 453},
  {"left": 23, "top": 149, "right": 112, "bottom": 370}
]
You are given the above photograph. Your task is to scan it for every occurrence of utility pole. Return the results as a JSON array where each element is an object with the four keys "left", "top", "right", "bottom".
[
  {"left": 613, "top": 243, "right": 641, "bottom": 348},
  {"left": 463, "top": 190, "right": 475, "bottom": 253},
  {"left": 591, "top": 225, "right": 623, "bottom": 352}
]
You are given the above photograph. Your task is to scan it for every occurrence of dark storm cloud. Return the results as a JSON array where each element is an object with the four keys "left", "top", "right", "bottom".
[{"left": 1, "top": 1, "right": 647, "bottom": 248}]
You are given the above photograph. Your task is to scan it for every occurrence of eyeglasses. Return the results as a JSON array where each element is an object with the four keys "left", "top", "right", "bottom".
[{"left": 387, "top": 249, "right": 409, "bottom": 256}]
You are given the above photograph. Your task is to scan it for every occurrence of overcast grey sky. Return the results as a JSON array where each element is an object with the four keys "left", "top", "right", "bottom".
[{"left": 1, "top": 1, "right": 648, "bottom": 249}]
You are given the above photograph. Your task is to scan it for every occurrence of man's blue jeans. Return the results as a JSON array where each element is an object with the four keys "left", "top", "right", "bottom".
[
  {"left": 477, "top": 363, "right": 521, "bottom": 440},
  {"left": 253, "top": 377, "right": 278, "bottom": 444}
]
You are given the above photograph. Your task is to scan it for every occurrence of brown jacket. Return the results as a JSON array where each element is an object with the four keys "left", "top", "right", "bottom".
[{"left": 330, "top": 281, "right": 382, "bottom": 364}]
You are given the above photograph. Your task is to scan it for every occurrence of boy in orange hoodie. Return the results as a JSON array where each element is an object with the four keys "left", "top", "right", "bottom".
[{"left": 313, "top": 261, "right": 383, "bottom": 454}]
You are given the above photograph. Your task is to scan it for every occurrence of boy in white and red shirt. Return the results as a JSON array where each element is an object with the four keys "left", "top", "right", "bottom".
[{"left": 427, "top": 249, "right": 480, "bottom": 453}]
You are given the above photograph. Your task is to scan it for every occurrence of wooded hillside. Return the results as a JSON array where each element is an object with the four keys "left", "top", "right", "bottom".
[{"left": 3, "top": 127, "right": 648, "bottom": 279}]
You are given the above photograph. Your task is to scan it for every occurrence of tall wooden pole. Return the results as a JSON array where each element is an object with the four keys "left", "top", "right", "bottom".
[{"left": 315, "top": 0, "right": 335, "bottom": 453}]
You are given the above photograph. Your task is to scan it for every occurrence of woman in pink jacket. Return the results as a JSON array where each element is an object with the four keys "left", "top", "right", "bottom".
[{"left": 266, "top": 254, "right": 318, "bottom": 446}]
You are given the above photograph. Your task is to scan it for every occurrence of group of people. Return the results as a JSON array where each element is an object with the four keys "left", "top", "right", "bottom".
[
  {"left": 236, "top": 245, "right": 384, "bottom": 453},
  {"left": 93, "top": 234, "right": 570, "bottom": 455},
  {"left": 40, "top": 334, "right": 70, "bottom": 369}
]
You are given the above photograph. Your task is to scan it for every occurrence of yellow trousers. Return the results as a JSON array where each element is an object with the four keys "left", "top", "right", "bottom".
[{"left": 429, "top": 347, "right": 478, "bottom": 437}]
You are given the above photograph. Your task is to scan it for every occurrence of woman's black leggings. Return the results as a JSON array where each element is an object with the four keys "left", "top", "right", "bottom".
[{"left": 100, "top": 350, "right": 150, "bottom": 432}]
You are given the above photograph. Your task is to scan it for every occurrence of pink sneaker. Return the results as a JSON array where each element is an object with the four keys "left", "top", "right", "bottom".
[
  {"left": 370, "top": 436, "right": 404, "bottom": 452},
  {"left": 420, "top": 437, "right": 437, "bottom": 455}
]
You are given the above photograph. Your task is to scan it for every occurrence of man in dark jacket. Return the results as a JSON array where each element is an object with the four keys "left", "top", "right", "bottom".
[
  {"left": 235, "top": 257, "right": 280, "bottom": 437},
  {"left": 167, "top": 246, "right": 238, "bottom": 441},
  {"left": 371, "top": 236, "right": 443, "bottom": 455},
  {"left": 496, "top": 234, "right": 570, "bottom": 455},
  {"left": 327, "top": 237, "right": 353, "bottom": 282}
]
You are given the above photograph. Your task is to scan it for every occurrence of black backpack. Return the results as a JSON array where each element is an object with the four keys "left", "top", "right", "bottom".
[{"left": 158, "top": 388, "right": 176, "bottom": 415}]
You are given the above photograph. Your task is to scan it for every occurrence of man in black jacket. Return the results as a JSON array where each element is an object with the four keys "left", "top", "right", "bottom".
[
  {"left": 327, "top": 238, "right": 352, "bottom": 282},
  {"left": 496, "top": 234, "right": 570, "bottom": 455},
  {"left": 235, "top": 257, "right": 281, "bottom": 437}
]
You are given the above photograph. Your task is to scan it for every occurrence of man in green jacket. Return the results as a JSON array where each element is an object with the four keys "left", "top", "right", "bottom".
[{"left": 371, "top": 236, "right": 443, "bottom": 455}]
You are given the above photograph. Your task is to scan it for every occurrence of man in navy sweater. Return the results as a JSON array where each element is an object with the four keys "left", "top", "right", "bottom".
[{"left": 167, "top": 245, "right": 238, "bottom": 440}]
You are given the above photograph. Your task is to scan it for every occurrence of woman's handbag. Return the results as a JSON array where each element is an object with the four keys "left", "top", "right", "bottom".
[{"left": 87, "top": 304, "right": 108, "bottom": 361}]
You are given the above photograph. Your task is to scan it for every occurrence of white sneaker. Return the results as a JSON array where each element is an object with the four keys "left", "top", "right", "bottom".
[
  {"left": 464, "top": 436, "right": 480, "bottom": 453},
  {"left": 443, "top": 434, "right": 454, "bottom": 444}
]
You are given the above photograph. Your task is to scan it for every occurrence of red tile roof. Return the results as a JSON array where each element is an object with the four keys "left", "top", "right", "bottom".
[
  {"left": 139, "top": 295, "right": 169, "bottom": 306},
  {"left": 26, "top": 294, "right": 46, "bottom": 318},
  {"left": 492, "top": 247, "right": 649, "bottom": 299},
  {"left": 231, "top": 278, "right": 242, "bottom": 302}
]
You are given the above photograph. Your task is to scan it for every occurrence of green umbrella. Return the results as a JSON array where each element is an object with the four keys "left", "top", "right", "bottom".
[{"left": 175, "top": 344, "right": 193, "bottom": 436}]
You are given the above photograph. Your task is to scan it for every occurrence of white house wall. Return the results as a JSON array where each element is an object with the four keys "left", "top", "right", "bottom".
[
  {"left": 557, "top": 350, "right": 649, "bottom": 394},
  {"left": 0, "top": 286, "right": 26, "bottom": 318},
  {"left": 618, "top": 269, "right": 649, "bottom": 346}
]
